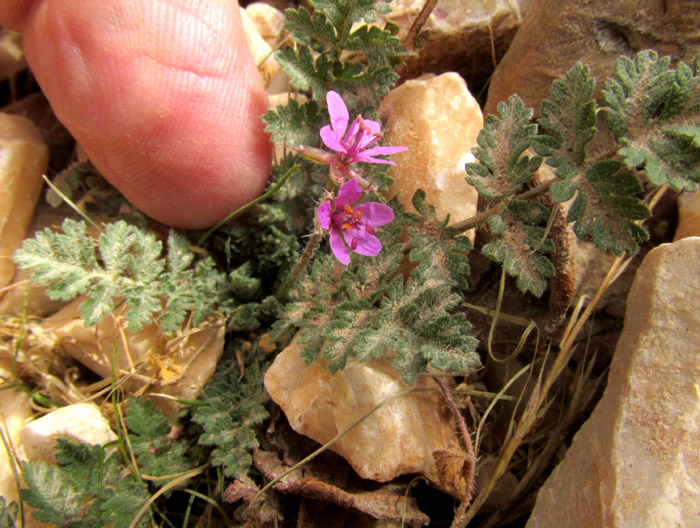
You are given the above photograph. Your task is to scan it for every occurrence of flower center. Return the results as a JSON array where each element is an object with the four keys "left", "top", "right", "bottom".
[{"left": 340, "top": 204, "right": 362, "bottom": 231}]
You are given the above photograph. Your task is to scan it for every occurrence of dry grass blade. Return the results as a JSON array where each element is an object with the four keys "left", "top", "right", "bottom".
[{"left": 452, "top": 254, "right": 634, "bottom": 527}]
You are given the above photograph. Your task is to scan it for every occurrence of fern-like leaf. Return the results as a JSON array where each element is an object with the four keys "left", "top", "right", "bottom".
[
  {"left": 564, "top": 160, "right": 650, "bottom": 255},
  {"left": 191, "top": 347, "right": 270, "bottom": 477},
  {"left": 534, "top": 62, "right": 597, "bottom": 178},
  {"left": 15, "top": 220, "right": 231, "bottom": 333},
  {"left": 21, "top": 438, "right": 149, "bottom": 528},
  {"left": 603, "top": 50, "right": 700, "bottom": 191},
  {"left": 482, "top": 200, "right": 555, "bottom": 297},
  {"left": 466, "top": 95, "right": 543, "bottom": 198}
]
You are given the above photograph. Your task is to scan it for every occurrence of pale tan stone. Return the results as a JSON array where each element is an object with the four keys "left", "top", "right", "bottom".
[
  {"left": 0, "top": 207, "right": 73, "bottom": 317},
  {"left": 0, "top": 30, "right": 22, "bottom": 82},
  {"left": 0, "top": 113, "right": 49, "bottom": 292},
  {"left": 0, "top": 359, "right": 34, "bottom": 506},
  {"left": 264, "top": 333, "right": 459, "bottom": 486},
  {"left": 20, "top": 403, "right": 116, "bottom": 464},
  {"left": 674, "top": 192, "right": 700, "bottom": 241},
  {"left": 378, "top": 73, "right": 481, "bottom": 234},
  {"left": 39, "top": 299, "right": 225, "bottom": 420},
  {"left": 246, "top": 2, "right": 286, "bottom": 49},
  {"left": 526, "top": 237, "right": 700, "bottom": 528},
  {"left": 240, "top": 7, "right": 283, "bottom": 91}
]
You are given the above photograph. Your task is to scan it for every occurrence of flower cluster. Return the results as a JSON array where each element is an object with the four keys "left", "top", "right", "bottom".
[{"left": 310, "top": 91, "right": 406, "bottom": 265}]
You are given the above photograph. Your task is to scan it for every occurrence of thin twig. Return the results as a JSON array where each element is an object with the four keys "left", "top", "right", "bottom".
[
  {"left": 402, "top": 0, "right": 439, "bottom": 50},
  {"left": 433, "top": 378, "right": 475, "bottom": 524},
  {"left": 452, "top": 180, "right": 553, "bottom": 234}
]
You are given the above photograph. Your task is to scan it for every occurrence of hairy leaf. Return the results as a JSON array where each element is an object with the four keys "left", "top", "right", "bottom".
[
  {"left": 15, "top": 220, "right": 232, "bottom": 333},
  {"left": 0, "top": 498, "right": 17, "bottom": 528},
  {"left": 21, "top": 438, "right": 149, "bottom": 528},
  {"left": 534, "top": 62, "right": 597, "bottom": 178},
  {"left": 482, "top": 201, "right": 555, "bottom": 297},
  {"left": 565, "top": 160, "right": 650, "bottom": 255},
  {"left": 191, "top": 347, "right": 270, "bottom": 477},
  {"left": 466, "top": 95, "right": 542, "bottom": 198},
  {"left": 126, "top": 397, "right": 194, "bottom": 487},
  {"left": 603, "top": 50, "right": 700, "bottom": 191},
  {"left": 262, "top": 99, "right": 324, "bottom": 147}
]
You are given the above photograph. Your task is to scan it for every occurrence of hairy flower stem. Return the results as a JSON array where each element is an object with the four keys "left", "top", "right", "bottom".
[
  {"left": 276, "top": 231, "right": 322, "bottom": 302},
  {"left": 433, "top": 378, "right": 475, "bottom": 521},
  {"left": 452, "top": 180, "right": 553, "bottom": 234}
]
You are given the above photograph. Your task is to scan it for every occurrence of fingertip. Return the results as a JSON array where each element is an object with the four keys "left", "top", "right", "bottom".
[{"left": 20, "top": 0, "right": 272, "bottom": 229}]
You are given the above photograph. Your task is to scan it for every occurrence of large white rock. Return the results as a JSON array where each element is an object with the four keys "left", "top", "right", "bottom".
[
  {"left": 378, "top": 73, "right": 481, "bottom": 234},
  {"left": 20, "top": 403, "right": 117, "bottom": 464},
  {"left": 264, "top": 333, "right": 460, "bottom": 488},
  {"left": 526, "top": 236, "right": 700, "bottom": 528},
  {"left": 0, "top": 113, "right": 49, "bottom": 292}
]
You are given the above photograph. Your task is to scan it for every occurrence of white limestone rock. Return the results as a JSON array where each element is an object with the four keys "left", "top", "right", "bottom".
[
  {"left": 0, "top": 113, "right": 49, "bottom": 292},
  {"left": 264, "top": 333, "right": 460, "bottom": 488},
  {"left": 20, "top": 403, "right": 117, "bottom": 464},
  {"left": 526, "top": 236, "right": 700, "bottom": 528},
  {"left": 378, "top": 73, "right": 481, "bottom": 236}
]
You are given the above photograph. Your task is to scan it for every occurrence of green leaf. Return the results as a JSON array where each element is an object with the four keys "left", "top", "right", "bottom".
[
  {"left": 482, "top": 201, "right": 555, "bottom": 297},
  {"left": 285, "top": 7, "right": 337, "bottom": 53},
  {"left": 0, "top": 497, "right": 18, "bottom": 528},
  {"left": 466, "top": 95, "right": 542, "bottom": 198},
  {"left": 534, "top": 62, "right": 597, "bottom": 179},
  {"left": 126, "top": 397, "right": 193, "bottom": 487},
  {"left": 16, "top": 219, "right": 232, "bottom": 334},
  {"left": 21, "top": 438, "right": 149, "bottom": 528},
  {"left": 191, "top": 347, "right": 270, "bottom": 477},
  {"left": 276, "top": 46, "right": 331, "bottom": 100},
  {"left": 566, "top": 160, "right": 650, "bottom": 255},
  {"left": 262, "top": 99, "right": 324, "bottom": 147},
  {"left": 603, "top": 50, "right": 700, "bottom": 191}
]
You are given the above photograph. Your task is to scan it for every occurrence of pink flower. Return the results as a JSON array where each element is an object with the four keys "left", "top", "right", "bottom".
[
  {"left": 317, "top": 179, "right": 394, "bottom": 265},
  {"left": 320, "top": 91, "right": 407, "bottom": 167}
]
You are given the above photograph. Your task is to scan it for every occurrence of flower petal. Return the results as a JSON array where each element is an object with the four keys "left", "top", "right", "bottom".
[
  {"left": 351, "top": 229, "right": 382, "bottom": 257},
  {"left": 334, "top": 178, "right": 363, "bottom": 209},
  {"left": 354, "top": 145, "right": 407, "bottom": 164},
  {"left": 326, "top": 91, "right": 349, "bottom": 138},
  {"left": 355, "top": 202, "right": 394, "bottom": 227},
  {"left": 329, "top": 229, "right": 351, "bottom": 265},
  {"left": 317, "top": 201, "right": 332, "bottom": 230},
  {"left": 320, "top": 125, "right": 347, "bottom": 153}
]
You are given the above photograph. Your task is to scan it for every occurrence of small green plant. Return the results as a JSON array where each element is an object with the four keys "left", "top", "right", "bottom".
[{"left": 5, "top": 0, "right": 700, "bottom": 526}]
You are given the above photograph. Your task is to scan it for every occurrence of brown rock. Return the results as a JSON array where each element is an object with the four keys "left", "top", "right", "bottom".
[
  {"left": 378, "top": 72, "right": 481, "bottom": 233},
  {"left": 674, "top": 192, "right": 700, "bottom": 241},
  {"left": 526, "top": 237, "right": 700, "bottom": 527},
  {"left": 0, "top": 113, "right": 49, "bottom": 292},
  {"left": 485, "top": 0, "right": 700, "bottom": 118},
  {"left": 264, "top": 333, "right": 459, "bottom": 487}
]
